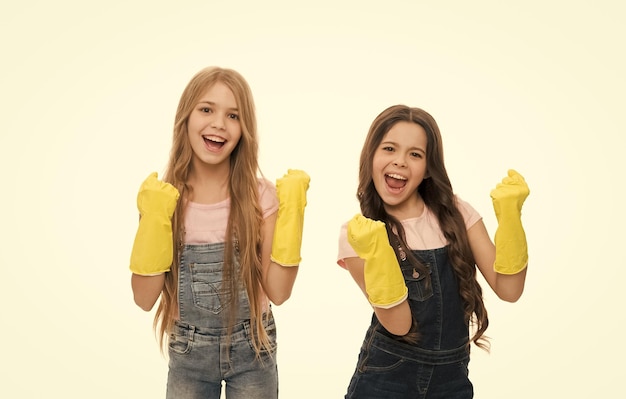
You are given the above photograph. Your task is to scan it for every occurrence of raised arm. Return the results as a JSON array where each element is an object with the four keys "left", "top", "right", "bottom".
[
  {"left": 261, "top": 169, "right": 310, "bottom": 305},
  {"left": 346, "top": 214, "right": 412, "bottom": 336},
  {"left": 469, "top": 220, "right": 527, "bottom": 302},
  {"left": 260, "top": 212, "right": 299, "bottom": 305},
  {"left": 472, "top": 169, "right": 530, "bottom": 302},
  {"left": 131, "top": 273, "right": 165, "bottom": 311},
  {"left": 128, "top": 172, "right": 179, "bottom": 311},
  {"left": 345, "top": 256, "right": 413, "bottom": 336}
]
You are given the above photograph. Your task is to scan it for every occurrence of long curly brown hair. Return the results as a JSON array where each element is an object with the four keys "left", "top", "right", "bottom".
[
  {"left": 154, "top": 66, "right": 271, "bottom": 357},
  {"left": 357, "top": 105, "right": 489, "bottom": 350}
]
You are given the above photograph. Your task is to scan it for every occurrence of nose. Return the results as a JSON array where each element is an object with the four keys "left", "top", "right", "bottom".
[
  {"left": 211, "top": 113, "right": 226, "bottom": 130},
  {"left": 392, "top": 155, "right": 407, "bottom": 167}
]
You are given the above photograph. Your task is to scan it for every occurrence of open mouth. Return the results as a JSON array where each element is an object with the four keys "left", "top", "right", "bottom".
[
  {"left": 385, "top": 173, "right": 407, "bottom": 191},
  {"left": 203, "top": 135, "right": 226, "bottom": 151}
]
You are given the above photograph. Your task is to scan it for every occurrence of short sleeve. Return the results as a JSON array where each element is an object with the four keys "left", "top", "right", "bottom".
[
  {"left": 258, "top": 178, "right": 279, "bottom": 218},
  {"left": 337, "top": 221, "right": 358, "bottom": 269},
  {"left": 455, "top": 196, "right": 482, "bottom": 230}
]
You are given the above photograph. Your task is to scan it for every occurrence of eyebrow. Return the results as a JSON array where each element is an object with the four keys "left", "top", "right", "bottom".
[
  {"left": 197, "top": 100, "right": 239, "bottom": 112},
  {"left": 381, "top": 140, "right": 426, "bottom": 153}
]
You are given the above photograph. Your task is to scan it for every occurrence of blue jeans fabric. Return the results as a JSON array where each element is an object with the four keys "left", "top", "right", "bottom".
[
  {"left": 166, "top": 243, "right": 278, "bottom": 399},
  {"left": 345, "top": 246, "right": 473, "bottom": 399}
]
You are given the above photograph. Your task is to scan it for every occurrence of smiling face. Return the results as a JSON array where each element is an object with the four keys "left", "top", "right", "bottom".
[
  {"left": 187, "top": 81, "right": 242, "bottom": 171},
  {"left": 372, "top": 121, "right": 428, "bottom": 219}
]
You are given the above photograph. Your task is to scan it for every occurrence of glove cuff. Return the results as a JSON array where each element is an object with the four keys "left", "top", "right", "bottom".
[
  {"left": 270, "top": 254, "right": 301, "bottom": 267},
  {"left": 368, "top": 287, "right": 408, "bottom": 309},
  {"left": 493, "top": 223, "right": 528, "bottom": 274}
]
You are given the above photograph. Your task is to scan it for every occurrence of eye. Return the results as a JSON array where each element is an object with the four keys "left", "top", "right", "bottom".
[
  {"left": 200, "top": 107, "right": 212, "bottom": 113},
  {"left": 382, "top": 146, "right": 394, "bottom": 152},
  {"left": 411, "top": 152, "right": 423, "bottom": 158},
  {"left": 228, "top": 113, "right": 240, "bottom": 120}
]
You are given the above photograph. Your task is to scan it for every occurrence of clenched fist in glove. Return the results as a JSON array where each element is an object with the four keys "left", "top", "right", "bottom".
[
  {"left": 490, "top": 169, "right": 530, "bottom": 275},
  {"left": 271, "top": 169, "right": 310, "bottom": 266},
  {"left": 129, "top": 172, "right": 180, "bottom": 275},
  {"left": 348, "top": 214, "right": 408, "bottom": 309}
]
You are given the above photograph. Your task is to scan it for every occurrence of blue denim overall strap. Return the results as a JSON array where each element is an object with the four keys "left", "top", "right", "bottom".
[
  {"left": 345, "top": 246, "right": 473, "bottom": 398},
  {"left": 398, "top": 246, "right": 469, "bottom": 351},
  {"left": 177, "top": 242, "right": 251, "bottom": 329}
]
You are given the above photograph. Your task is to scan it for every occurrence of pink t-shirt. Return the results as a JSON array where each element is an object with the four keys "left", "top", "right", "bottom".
[
  {"left": 337, "top": 196, "right": 482, "bottom": 268},
  {"left": 183, "top": 178, "right": 278, "bottom": 311},
  {"left": 184, "top": 178, "right": 278, "bottom": 244}
]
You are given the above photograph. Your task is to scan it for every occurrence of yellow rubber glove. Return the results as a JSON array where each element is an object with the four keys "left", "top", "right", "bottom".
[
  {"left": 129, "top": 172, "right": 180, "bottom": 275},
  {"left": 347, "top": 214, "right": 408, "bottom": 309},
  {"left": 490, "top": 169, "right": 530, "bottom": 275},
  {"left": 270, "top": 169, "right": 310, "bottom": 266}
]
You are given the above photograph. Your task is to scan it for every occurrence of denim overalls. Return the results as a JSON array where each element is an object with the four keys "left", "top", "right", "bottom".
[
  {"left": 345, "top": 246, "right": 473, "bottom": 399},
  {"left": 166, "top": 243, "right": 278, "bottom": 399}
]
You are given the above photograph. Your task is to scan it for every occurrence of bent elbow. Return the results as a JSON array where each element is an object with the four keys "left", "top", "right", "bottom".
[
  {"left": 134, "top": 295, "right": 157, "bottom": 312},
  {"left": 137, "top": 303, "right": 154, "bottom": 312},
  {"left": 387, "top": 324, "right": 412, "bottom": 337},
  {"left": 378, "top": 314, "right": 412, "bottom": 336},
  {"left": 131, "top": 273, "right": 164, "bottom": 312},
  {"left": 270, "top": 292, "right": 292, "bottom": 306},
  {"left": 497, "top": 289, "right": 524, "bottom": 303},
  {"left": 374, "top": 300, "right": 412, "bottom": 336}
]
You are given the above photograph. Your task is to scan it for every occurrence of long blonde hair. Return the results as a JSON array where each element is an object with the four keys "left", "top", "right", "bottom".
[
  {"left": 155, "top": 66, "right": 271, "bottom": 356},
  {"left": 357, "top": 105, "right": 489, "bottom": 350}
]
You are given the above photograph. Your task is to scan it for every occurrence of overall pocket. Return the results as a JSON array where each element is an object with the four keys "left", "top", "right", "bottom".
[
  {"left": 190, "top": 262, "right": 230, "bottom": 314},
  {"left": 168, "top": 326, "right": 192, "bottom": 355},
  {"left": 245, "top": 314, "right": 278, "bottom": 357},
  {"left": 358, "top": 333, "right": 406, "bottom": 374},
  {"left": 401, "top": 262, "right": 433, "bottom": 302}
]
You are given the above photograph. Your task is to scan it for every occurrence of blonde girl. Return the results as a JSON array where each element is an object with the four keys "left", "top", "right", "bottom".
[{"left": 129, "top": 66, "right": 309, "bottom": 398}]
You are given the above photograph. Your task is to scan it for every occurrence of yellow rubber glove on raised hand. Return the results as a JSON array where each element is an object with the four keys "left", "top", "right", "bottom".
[
  {"left": 490, "top": 169, "right": 530, "bottom": 275},
  {"left": 129, "top": 172, "right": 180, "bottom": 275},
  {"left": 270, "top": 169, "right": 310, "bottom": 266},
  {"left": 348, "top": 214, "right": 408, "bottom": 309}
]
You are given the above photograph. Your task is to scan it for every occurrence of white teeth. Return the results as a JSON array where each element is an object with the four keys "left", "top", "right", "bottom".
[
  {"left": 387, "top": 173, "right": 407, "bottom": 180},
  {"left": 203, "top": 135, "right": 225, "bottom": 143}
]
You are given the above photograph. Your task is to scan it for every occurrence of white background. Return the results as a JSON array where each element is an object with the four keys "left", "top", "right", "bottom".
[{"left": 1, "top": 1, "right": 624, "bottom": 397}]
